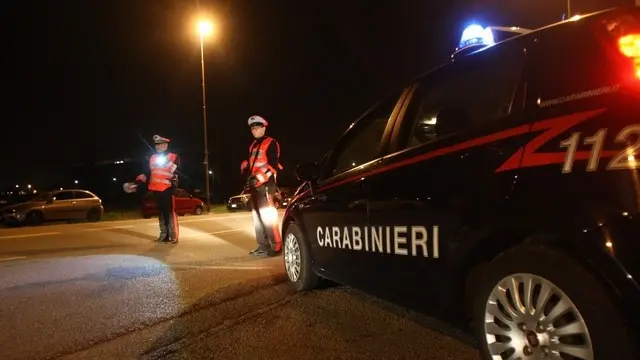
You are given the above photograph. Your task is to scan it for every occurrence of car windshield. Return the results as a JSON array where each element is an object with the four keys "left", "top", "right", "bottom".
[
  {"left": 30, "top": 192, "right": 53, "bottom": 202},
  {"left": 29, "top": 191, "right": 51, "bottom": 201}
]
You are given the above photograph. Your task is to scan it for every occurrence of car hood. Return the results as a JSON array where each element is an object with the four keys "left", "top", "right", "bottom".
[
  {"left": 230, "top": 194, "right": 250, "bottom": 199},
  {"left": 1, "top": 201, "right": 44, "bottom": 213}
]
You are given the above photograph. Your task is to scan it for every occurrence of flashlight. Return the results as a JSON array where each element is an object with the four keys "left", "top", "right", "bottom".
[{"left": 155, "top": 156, "right": 167, "bottom": 166}]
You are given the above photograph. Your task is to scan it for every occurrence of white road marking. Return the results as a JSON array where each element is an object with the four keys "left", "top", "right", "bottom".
[
  {"left": 180, "top": 213, "right": 253, "bottom": 223},
  {"left": 0, "top": 232, "right": 60, "bottom": 240},
  {"left": 0, "top": 211, "right": 273, "bottom": 230},
  {"left": 84, "top": 225, "right": 135, "bottom": 232},
  {"left": 212, "top": 229, "right": 247, "bottom": 235},
  {"left": 177, "top": 229, "right": 247, "bottom": 239},
  {"left": 0, "top": 256, "right": 27, "bottom": 261}
]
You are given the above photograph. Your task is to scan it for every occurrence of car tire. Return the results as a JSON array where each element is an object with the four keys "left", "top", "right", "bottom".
[
  {"left": 86, "top": 208, "right": 101, "bottom": 222},
  {"left": 470, "top": 244, "right": 636, "bottom": 360},
  {"left": 25, "top": 211, "right": 43, "bottom": 226},
  {"left": 283, "top": 222, "right": 319, "bottom": 291},
  {"left": 194, "top": 206, "right": 203, "bottom": 215}
]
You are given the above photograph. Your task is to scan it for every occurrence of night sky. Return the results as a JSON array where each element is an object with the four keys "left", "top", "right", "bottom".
[{"left": 4, "top": 0, "right": 630, "bottom": 189}]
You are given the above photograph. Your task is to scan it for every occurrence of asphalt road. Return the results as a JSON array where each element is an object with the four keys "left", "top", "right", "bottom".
[{"left": 0, "top": 213, "right": 480, "bottom": 360}]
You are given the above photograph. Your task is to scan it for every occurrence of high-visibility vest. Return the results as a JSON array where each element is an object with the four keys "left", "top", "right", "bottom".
[
  {"left": 247, "top": 136, "right": 283, "bottom": 186},
  {"left": 148, "top": 152, "right": 178, "bottom": 192}
]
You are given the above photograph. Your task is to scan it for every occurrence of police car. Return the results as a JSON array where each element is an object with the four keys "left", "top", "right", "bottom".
[{"left": 281, "top": 6, "right": 640, "bottom": 360}]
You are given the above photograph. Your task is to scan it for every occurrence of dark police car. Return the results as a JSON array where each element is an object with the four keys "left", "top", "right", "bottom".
[{"left": 281, "top": 7, "right": 640, "bottom": 360}]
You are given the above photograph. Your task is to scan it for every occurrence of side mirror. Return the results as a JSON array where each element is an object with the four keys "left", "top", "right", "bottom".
[{"left": 295, "top": 161, "right": 319, "bottom": 182}]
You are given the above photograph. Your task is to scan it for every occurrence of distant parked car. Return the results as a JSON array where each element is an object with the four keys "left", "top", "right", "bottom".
[
  {"left": 0, "top": 189, "right": 104, "bottom": 226},
  {"left": 227, "top": 187, "right": 291, "bottom": 212},
  {"left": 141, "top": 188, "right": 204, "bottom": 218},
  {"left": 227, "top": 189, "right": 251, "bottom": 212}
]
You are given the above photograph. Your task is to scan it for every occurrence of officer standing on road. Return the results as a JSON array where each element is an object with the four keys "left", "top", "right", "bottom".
[
  {"left": 136, "top": 135, "right": 180, "bottom": 244},
  {"left": 241, "top": 115, "right": 283, "bottom": 258}
]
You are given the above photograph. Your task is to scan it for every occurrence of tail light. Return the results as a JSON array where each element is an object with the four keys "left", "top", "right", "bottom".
[
  {"left": 618, "top": 34, "right": 640, "bottom": 79},
  {"left": 594, "top": 9, "right": 640, "bottom": 83}
]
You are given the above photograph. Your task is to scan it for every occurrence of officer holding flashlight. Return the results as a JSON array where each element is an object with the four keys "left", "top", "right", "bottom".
[
  {"left": 136, "top": 135, "right": 180, "bottom": 243},
  {"left": 241, "top": 115, "right": 283, "bottom": 257}
]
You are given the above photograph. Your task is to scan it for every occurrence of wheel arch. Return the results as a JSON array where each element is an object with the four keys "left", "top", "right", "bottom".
[
  {"left": 281, "top": 209, "right": 319, "bottom": 270},
  {"left": 454, "top": 228, "right": 640, "bottom": 336},
  {"left": 26, "top": 209, "right": 45, "bottom": 222}
]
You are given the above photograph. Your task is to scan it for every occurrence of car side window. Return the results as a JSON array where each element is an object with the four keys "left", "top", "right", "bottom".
[
  {"left": 53, "top": 191, "right": 74, "bottom": 201},
  {"left": 73, "top": 191, "right": 94, "bottom": 199},
  {"left": 176, "top": 190, "right": 190, "bottom": 198},
  {"left": 402, "top": 45, "right": 525, "bottom": 149},
  {"left": 531, "top": 23, "right": 617, "bottom": 105},
  {"left": 327, "top": 90, "right": 404, "bottom": 177}
]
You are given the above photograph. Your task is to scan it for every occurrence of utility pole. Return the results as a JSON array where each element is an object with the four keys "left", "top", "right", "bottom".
[{"left": 199, "top": 32, "right": 211, "bottom": 212}]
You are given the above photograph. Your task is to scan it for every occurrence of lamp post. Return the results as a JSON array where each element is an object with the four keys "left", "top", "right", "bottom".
[{"left": 197, "top": 20, "right": 214, "bottom": 212}]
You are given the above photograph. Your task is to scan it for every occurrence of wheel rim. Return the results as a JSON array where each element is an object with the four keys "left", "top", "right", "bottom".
[
  {"left": 284, "top": 232, "right": 301, "bottom": 282},
  {"left": 484, "top": 273, "right": 593, "bottom": 360}
]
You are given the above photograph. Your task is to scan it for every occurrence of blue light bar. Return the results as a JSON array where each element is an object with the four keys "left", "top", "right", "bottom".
[{"left": 458, "top": 24, "right": 495, "bottom": 49}]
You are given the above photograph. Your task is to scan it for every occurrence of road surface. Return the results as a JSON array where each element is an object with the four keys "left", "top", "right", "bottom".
[{"left": 0, "top": 213, "right": 480, "bottom": 360}]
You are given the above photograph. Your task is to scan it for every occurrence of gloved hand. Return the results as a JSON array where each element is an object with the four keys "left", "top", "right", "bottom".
[
  {"left": 135, "top": 174, "right": 147, "bottom": 183},
  {"left": 171, "top": 175, "right": 179, "bottom": 187}
]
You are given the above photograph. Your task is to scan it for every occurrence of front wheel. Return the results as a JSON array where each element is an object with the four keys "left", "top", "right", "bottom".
[
  {"left": 283, "top": 222, "right": 319, "bottom": 291},
  {"left": 86, "top": 208, "right": 101, "bottom": 222},
  {"left": 470, "top": 244, "right": 636, "bottom": 360},
  {"left": 194, "top": 206, "right": 203, "bottom": 215}
]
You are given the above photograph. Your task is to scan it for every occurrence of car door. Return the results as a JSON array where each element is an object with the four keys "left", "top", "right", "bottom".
[
  {"left": 43, "top": 191, "right": 76, "bottom": 220},
  {"left": 365, "top": 42, "right": 531, "bottom": 308},
  {"left": 71, "top": 191, "right": 96, "bottom": 219},
  {"left": 173, "top": 189, "right": 190, "bottom": 214},
  {"left": 298, "top": 89, "right": 410, "bottom": 283}
]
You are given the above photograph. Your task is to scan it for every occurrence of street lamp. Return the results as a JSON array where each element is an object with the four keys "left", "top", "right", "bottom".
[{"left": 197, "top": 19, "right": 215, "bottom": 212}]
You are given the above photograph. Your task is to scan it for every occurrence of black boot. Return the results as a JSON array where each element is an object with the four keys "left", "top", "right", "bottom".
[
  {"left": 249, "top": 247, "right": 261, "bottom": 255},
  {"left": 250, "top": 250, "right": 270, "bottom": 258}
]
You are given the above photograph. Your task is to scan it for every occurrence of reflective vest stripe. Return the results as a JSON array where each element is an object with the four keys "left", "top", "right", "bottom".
[
  {"left": 248, "top": 137, "right": 280, "bottom": 186},
  {"left": 153, "top": 170, "right": 174, "bottom": 177}
]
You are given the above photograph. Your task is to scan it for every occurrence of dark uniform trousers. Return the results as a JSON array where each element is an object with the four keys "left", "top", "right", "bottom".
[
  {"left": 249, "top": 182, "right": 281, "bottom": 252},
  {"left": 153, "top": 187, "right": 179, "bottom": 241}
]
